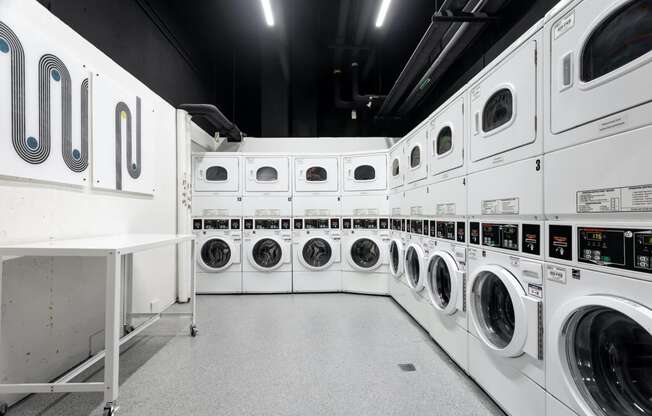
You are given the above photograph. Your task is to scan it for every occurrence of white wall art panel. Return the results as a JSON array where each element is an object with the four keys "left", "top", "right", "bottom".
[
  {"left": 0, "top": 13, "right": 91, "bottom": 186},
  {"left": 92, "top": 73, "right": 156, "bottom": 195}
]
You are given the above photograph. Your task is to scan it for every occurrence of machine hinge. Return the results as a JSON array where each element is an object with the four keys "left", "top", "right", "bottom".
[
  {"left": 534, "top": 48, "right": 538, "bottom": 65},
  {"left": 534, "top": 115, "right": 538, "bottom": 132},
  {"left": 538, "top": 302, "right": 544, "bottom": 361}
]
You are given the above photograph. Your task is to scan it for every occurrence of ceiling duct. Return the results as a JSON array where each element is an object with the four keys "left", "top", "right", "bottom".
[
  {"left": 377, "top": 0, "right": 508, "bottom": 118},
  {"left": 178, "top": 104, "right": 244, "bottom": 142}
]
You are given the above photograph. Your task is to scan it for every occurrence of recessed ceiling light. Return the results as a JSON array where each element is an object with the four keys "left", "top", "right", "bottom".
[
  {"left": 261, "top": 0, "right": 275, "bottom": 27},
  {"left": 375, "top": 0, "right": 392, "bottom": 28}
]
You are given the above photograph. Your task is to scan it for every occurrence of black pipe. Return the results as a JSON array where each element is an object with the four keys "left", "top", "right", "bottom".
[
  {"left": 333, "top": 69, "right": 359, "bottom": 110},
  {"left": 178, "top": 104, "right": 243, "bottom": 142},
  {"left": 351, "top": 62, "right": 386, "bottom": 109}
]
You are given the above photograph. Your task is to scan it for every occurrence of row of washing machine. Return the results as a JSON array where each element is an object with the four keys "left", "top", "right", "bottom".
[
  {"left": 384, "top": 0, "right": 652, "bottom": 416},
  {"left": 192, "top": 216, "right": 391, "bottom": 295}
]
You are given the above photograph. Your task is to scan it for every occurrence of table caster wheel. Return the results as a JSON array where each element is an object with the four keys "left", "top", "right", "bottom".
[
  {"left": 190, "top": 325, "right": 198, "bottom": 337},
  {"left": 103, "top": 402, "right": 118, "bottom": 416},
  {"left": 0, "top": 401, "right": 8, "bottom": 416}
]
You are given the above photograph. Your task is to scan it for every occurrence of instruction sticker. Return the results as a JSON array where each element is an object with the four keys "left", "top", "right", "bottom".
[
  {"left": 436, "top": 203, "right": 456, "bottom": 216},
  {"left": 546, "top": 265, "right": 567, "bottom": 284},
  {"left": 528, "top": 284, "right": 543, "bottom": 299},
  {"left": 482, "top": 198, "right": 519, "bottom": 215},
  {"left": 576, "top": 184, "right": 652, "bottom": 213}
]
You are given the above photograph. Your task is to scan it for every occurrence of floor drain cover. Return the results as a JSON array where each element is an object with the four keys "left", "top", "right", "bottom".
[{"left": 398, "top": 363, "right": 416, "bottom": 372}]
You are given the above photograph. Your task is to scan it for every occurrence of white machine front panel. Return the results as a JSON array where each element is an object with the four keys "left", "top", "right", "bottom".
[
  {"left": 430, "top": 176, "right": 467, "bottom": 218},
  {"left": 192, "top": 195, "right": 242, "bottom": 217},
  {"left": 342, "top": 153, "right": 387, "bottom": 192},
  {"left": 294, "top": 156, "right": 339, "bottom": 192},
  {"left": 470, "top": 39, "right": 538, "bottom": 163},
  {"left": 193, "top": 155, "right": 239, "bottom": 193},
  {"left": 404, "top": 126, "right": 428, "bottom": 184},
  {"left": 468, "top": 157, "right": 543, "bottom": 217},
  {"left": 547, "top": 0, "right": 652, "bottom": 136},
  {"left": 388, "top": 145, "right": 405, "bottom": 189},
  {"left": 389, "top": 191, "right": 403, "bottom": 217},
  {"left": 545, "top": 125, "right": 652, "bottom": 219},
  {"left": 340, "top": 194, "right": 389, "bottom": 217},
  {"left": 404, "top": 185, "right": 429, "bottom": 218},
  {"left": 293, "top": 195, "right": 341, "bottom": 217},
  {"left": 242, "top": 195, "right": 292, "bottom": 217},
  {"left": 430, "top": 95, "right": 465, "bottom": 179},
  {"left": 244, "top": 156, "right": 289, "bottom": 193}
]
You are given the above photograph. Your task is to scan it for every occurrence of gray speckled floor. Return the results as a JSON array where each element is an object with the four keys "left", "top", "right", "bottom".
[{"left": 7, "top": 294, "right": 505, "bottom": 416}]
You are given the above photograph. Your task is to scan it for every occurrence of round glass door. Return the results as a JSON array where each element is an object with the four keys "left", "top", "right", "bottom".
[
  {"left": 405, "top": 246, "right": 422, "bottom": 290},
  {"left": 427, "top": 254, "right": 457, "bottom": 311},
  {"left": 564, "top": 306, "right": 652, "bottom": 416},
  {"left": 201, "top": 238, "right": 232, "bottom": 270},
  {"left": 389, "top": 240, "right": 402, "bottom": 276},
  {"left": 301, "top": 238, "right": 333, "bottom": 269},
  {"left": 472, "top": 270, "right": 516, "bottom": 349},
  {"left": 350, "top": 238, "right": 380, "bottom": 269},
  {"left": 252, "top": 238, "right": 282, "bottom": 269}
]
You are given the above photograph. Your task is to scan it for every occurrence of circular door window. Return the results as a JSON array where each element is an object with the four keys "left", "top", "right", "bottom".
[
  {"left": 390, "top": 241, "right": 400, "bottom": 274},
  {"left": 472, "top": 271, "right": 516, "bottom": 348},
  {"left": 306, "top": 166, "right": 327, "bottom": 182},
  {"left": 410, "top": 146, "right": 421, "bottom": 168},
  {"left": 350, "top": 238, "right": 380, "bottom": 269},
  {"left": 205, "top": 166, "right": 228, "bottom": 182},
  {"left": 252, "top": 238, "right": 282, "bottom": 268},
  {"left": 564, "top": 306, "right": 652, "bottom": 416},
  {"left": 302, "top": 238, "right": 333, "bottom": 268},
  {"left": 483, "top": 88, "right": 513, "bottom": 133},
  {"left": 428, "top": 255, "right": 452, "bottom": 309},
  {"left": 405, "top": 246, "right": 421, "bottom": 289},
  {"left": 201, "top": 238, "right": 231, "bottom": 270},
  {"left": 392, "top": 158, "right": 400, "bottom": 177},
  {"left": 437, "top": 127, "right": 453, "bottom": 155}
]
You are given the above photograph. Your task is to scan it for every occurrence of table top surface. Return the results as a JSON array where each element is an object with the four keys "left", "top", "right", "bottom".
[{"left": 0, "top": 234, "right": 194, "bottom": 257}]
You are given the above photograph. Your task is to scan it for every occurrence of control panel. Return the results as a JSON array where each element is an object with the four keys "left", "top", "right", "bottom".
[
  {"left": 305, "top": 219, "right": 330, "bottom": 229},
  {"left": 255, "top": 219, "right": 279, "bottom": 230},
  {"left": 437, "top": 221, "right": 456, "bottom": 241},
  {"left": 353, "top": 218, "right": 379, "bottom": 229},
  {"left": 193, "top": 219, "right": 203, "bottom": 230},
  {"left": 430, "top": 221, "right": 437, "bottom": 237},
  {"left": 410, "top": 219, "right": 423, "bottom": 235},
  {"left": 456, "top": 222, "right": 466, "bottom": 243},
  {"left": 380, "top": 218, "right": 389, "bottom": 230},
  {"left": 230, "top": 219, "right": 240, "bottom": 230},
  {"left": 548, "top": 225, "right": 652, "bottom": 275},
  {"left": 422, "top": 220, "right": 429, "bottom": 236},
  {"left": 475, "top": 223, "right": 540, "bottom": 255},
  {"left": 330, "top": 218, "right": 340, "bottom": 229},
  {"left": 470, "top": 222, "right": 480, "bottom": 245},
  {"left": 205, "top": 219, "right": 230, "bottom": 230},
  {"left": 391, "top": 219, "right": 402, "bottom": 231}
]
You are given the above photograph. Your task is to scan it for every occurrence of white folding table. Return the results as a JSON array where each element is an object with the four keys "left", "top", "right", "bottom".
[{"left": 0, "top": 234, "right": 197, "bottom": 416}]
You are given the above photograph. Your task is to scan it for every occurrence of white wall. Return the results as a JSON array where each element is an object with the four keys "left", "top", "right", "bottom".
[{"left": 0, "top": 0, "right": 178, "bottom": 405}]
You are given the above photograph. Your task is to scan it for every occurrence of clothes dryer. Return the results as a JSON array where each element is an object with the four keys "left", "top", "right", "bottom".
[
  {"left": 467, "top": 21, "right": 543, "bottom": 174},
  {"left": 341, "top": 217, "right": 390, "bottom": 294},
  {"left": 467, "top": 220, "right": 546, "bottom": 416},
  {"left": 341, "top": 152, "right": 388, "bottom": 217},
  {"left": 428, "top": 89, "right": 467, "bottom": 183},
  {"left": 545, "top": 223, "right": 652, "bottom": 416},
  {"left": 294, "top": 156, "right": 339, "bottom": 194},
  {"left": 242, "top": 218, "right": 292, "bottom": 293},
  {"left": 292, "top": 218, "right": 342, "bottom": 292},
  {"left": 192, "top": 218, "right": 242, "bottom": 293},
  {"left": 403, "top": 123, "right": 428, "bottom": 185},
  {"left": 191, "top": 153, "right": 242, "bottom": 218}
]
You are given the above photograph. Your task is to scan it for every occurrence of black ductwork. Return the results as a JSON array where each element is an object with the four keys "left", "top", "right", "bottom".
[
  {"left": 178, "top": 104, "right": 244, "bottom": 142},
  {"left": 351, "top": 62, "right": 386, "bottom": 109},
  {"left": 333, "top": 69, "right": 359, "bottom": 110}
]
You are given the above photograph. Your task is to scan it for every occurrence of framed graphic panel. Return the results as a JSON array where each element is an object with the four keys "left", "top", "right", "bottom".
[
  {"left": 0, "top": 15, "right": 91, "bottom": 186},
  {"left": 92, "top": 73, "right": 156, "bottom": 195}
]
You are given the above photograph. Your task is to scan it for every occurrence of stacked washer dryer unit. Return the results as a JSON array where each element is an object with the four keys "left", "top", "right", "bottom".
[
  {"left": 392, "top": 124, "right": 435, "bottom": 329},
  {"left": 191, "top": 154, "right": 243, "bottom": 293},
  {"left": 292, "top": 155, "right": 342, "bottom": 292},
  {"left": 388, "top": 144, "right": 406, "bottom": 283},
  {"left": 466, "top": 21, "right": 547, "bottom": 416},
  {"left": 423, "top": 87, "right": 470, "bottom": 370},
  {"left": 241, "top": 155, "right": 293, "bottom": 293},
  {"left": 542, "top": 1, "right": 652, "bottom": 415},
  {"left": 341, "top": 151, "right": 390, "bottom": 294}
]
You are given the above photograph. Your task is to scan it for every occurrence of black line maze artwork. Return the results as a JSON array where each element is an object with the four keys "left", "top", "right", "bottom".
[
  {"left": 0, "top": 20, "right": 88, "bottom": 173},
  {"left": 114, "top": 98, "right": 142, "bottom": 190}
]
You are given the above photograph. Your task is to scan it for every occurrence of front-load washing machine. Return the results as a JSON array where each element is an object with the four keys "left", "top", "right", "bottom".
[
  {"left": 242, "top": 217, "right": 292, "bottom": 293},
  {"left": 424, "top": 219, "right": 468, "bottom": 370},
  {"left": 192, "top": 153, "right": 242, "bottom": 218},
  {"left": 405, "top": 218, "right": 429, "bottom": 295},
  {"left": 389, "top": 216, "right": 406, "bottom": 280},
  {"left": 545, "top": 222, "right": 652, "bottom": 416},
  {"left": 341, "top": 217, "right": 390, "bottom": 294},
  {"left": 467, "top": 220, "right": 546, "bottom": 416},
  {"left": 428, "top": 88, "right": 467, "bottom": 184},
  {"left": 292, "top": 217, "right": 342, "bottom": 292},
  {"left": 341, "top": 152, "right": 388, "bottom": 217},
  {"left": 192, "top": 217, "right": 242, "bottom": 293},
  {"left": 467, "top": 21, "right": 543, "bottom": 175}
]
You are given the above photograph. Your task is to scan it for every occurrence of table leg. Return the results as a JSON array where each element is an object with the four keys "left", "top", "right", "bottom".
[
  {"left": 123, "top": 254, "right": 134, "bottom": 333},
  {"left": 0, "top": 258, "right": 4, "bottom": 339},
  {"left": 189, "top": 240, "right": 197, "bottom": 337},
  {"left": 104, "top": 251, "right": 121, "bottom": 414}
]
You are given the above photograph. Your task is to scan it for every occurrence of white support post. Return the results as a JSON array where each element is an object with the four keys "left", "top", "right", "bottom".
[
  {"left": 124, "top": 254, "right": 134, "bottom": 331},
  {"left": 0, "top": 257, "right": 4, "bottom": 338},
  {"left": 104, "top": 251, "right": 121, "bottom": 408},
  {"left": 190, "top": 240, "right": 197, "bottom": 326}
]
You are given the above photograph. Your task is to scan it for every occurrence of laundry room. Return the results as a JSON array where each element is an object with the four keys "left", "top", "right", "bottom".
[{"left": 0, "top": 0, "right": 650, "bottom": 415}]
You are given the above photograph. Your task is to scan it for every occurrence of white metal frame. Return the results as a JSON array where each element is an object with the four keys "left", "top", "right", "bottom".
[{"left": 0, "top": 234, "right": 197, "bottom": 415}]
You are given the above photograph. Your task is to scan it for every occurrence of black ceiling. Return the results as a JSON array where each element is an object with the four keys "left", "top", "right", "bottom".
[{"left": 40, "top": 0, "right": 559, "bottom": 138}]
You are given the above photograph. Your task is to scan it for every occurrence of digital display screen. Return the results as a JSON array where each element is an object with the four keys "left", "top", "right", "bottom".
[
  {"left": 255, "top": 220, "right": 279, "bottom": 229},
  {"left": 305, "top": 219, "right": 329, "bottom": 229}
]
